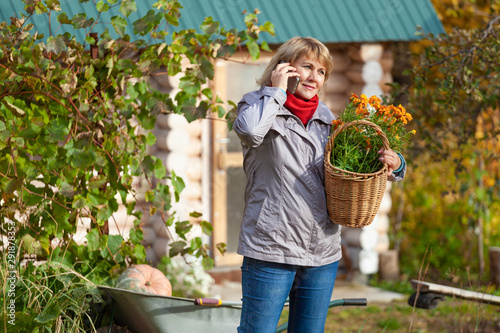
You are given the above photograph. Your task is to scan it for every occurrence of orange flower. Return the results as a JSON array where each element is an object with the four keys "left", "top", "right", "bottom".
[
  {"left": 368, "top": 95, "right": 382, "bottom": 110},
  {"left": 331, "top": 119, "right": 344, "bottom": 129},
  {"left": 365, "top": 137, "right": 372, "bottom": 149}
]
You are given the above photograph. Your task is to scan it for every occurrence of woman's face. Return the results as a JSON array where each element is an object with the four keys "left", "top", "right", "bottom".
[{"left": 290, "top": 55, "right": 326, "bottom": 100}]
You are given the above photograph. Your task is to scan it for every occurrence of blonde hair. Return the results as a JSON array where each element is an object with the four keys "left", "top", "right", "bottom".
[{"left": 257, "top": 36, "right": 333, "bottom": 87}]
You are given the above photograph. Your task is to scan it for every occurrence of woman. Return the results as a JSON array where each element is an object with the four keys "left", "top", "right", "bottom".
[{"left": 233, "top": 37, "right": 405, "bottom": 333}]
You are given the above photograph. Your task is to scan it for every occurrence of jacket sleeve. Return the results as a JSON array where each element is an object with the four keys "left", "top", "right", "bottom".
[{"left": 233, "top": 87, "right": 286, "bottom": 148}]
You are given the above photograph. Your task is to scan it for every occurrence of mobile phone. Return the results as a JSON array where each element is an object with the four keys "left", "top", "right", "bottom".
[
  {"left": 279, "top": 61, "right": 300, "bottom": 94},
  {"left": 287, "top": 76, "right": 300, "bottom": 94}
]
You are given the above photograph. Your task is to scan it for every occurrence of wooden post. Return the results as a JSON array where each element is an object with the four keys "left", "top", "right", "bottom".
[
  {"left": 489, "top": 247, "right": 500, "bottom": 287},
  {"left": 379, "top": 250, "right": 400, "bottom": 281},
  {"left": 90, "top": 32, "right": 99, "bottom": 59}
]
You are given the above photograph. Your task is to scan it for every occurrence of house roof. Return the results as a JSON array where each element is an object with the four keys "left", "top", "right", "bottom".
[{"left": 0, "top": 0, "right": 444, "bottom": 44}]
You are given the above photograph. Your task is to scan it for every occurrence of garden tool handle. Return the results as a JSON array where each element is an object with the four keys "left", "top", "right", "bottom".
[
  {"left": 194, "top": 298, "right": 222, "bottom": 306},
  {"left": 194, "top": 298, "right": 243, "bottom": 307}
]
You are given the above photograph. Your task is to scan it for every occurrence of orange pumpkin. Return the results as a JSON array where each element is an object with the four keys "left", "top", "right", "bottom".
[{"left": 116, "top": 264, "right": 172, "bottom": 296}]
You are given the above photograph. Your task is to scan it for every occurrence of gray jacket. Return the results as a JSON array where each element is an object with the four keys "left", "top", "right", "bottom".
[{"left": 233, "top": 86, "right": 405, "bottom": 266}]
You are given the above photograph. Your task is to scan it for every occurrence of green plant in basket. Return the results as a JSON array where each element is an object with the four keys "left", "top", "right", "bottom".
[{"left": 330, "top": 93, "right": 415, "bottom": 174}]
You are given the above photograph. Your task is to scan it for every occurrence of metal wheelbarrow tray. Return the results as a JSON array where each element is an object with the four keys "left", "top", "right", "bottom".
[{"left": 97, "top": 285, "right": 241, "bottom": 333}]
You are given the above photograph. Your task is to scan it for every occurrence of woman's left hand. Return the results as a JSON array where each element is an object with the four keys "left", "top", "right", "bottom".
[{"left": 378, "top": 148, "right": 401, "bottom": 176}]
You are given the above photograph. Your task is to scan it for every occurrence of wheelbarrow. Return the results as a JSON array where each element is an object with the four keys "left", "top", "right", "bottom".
[{"left": 97, "top": 285, "right": 367, "bottom": 333}]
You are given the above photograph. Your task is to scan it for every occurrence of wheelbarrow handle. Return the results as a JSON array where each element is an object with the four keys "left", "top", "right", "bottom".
[{"left": 342, "top": 298, "right": 368, "bottom": 306}]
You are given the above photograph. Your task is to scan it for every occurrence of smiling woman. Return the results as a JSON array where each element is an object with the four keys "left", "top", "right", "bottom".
[{"left": 282, "top": 55, "right": 326, "bottom": 101}]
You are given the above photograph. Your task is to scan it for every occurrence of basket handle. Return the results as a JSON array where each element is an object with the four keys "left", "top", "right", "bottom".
[{"left": 325, "top": 119, "right": 390, "bottom": 165}]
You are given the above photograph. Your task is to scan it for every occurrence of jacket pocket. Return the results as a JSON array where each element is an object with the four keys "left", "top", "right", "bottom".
[{"left": 254, "top": 198, "right": 280, "bottom": 238}]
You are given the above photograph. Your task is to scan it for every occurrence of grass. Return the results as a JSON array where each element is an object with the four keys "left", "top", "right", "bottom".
[{"left": 278, "top": 296, "right": 500, "bottom": 332}]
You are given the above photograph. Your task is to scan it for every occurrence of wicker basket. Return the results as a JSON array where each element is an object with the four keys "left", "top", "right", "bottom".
[{"left": 324, "top": 119, "right": 390, "bottom": 228}]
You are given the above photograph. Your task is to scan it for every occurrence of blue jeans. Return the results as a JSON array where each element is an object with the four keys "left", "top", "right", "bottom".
[{"left": 238, "top": 257, "right": 339, "bottom": 333}]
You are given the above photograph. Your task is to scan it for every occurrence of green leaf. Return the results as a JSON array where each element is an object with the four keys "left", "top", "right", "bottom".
[
  {"left": 201, "top": 88, "right": 212, "bottom": 100},
  {"left": 189, "top": 211, "right": 202, "bottom": 218},
  {"left": 140, "top": 155, "right": 156, "bottom": 178},
  {"left": 34, "top": 1, "right": 48, "bottom": 14},
  {"left": 202, "top": 256, "right": 214, "bottom": 270},
  {"left": 105, "top": 234, "right": 124, "bottom": 261},
  {"left": 260, "top": 40, "right": 271, "bottom": 52},
  {"left": 12, "top": 136, "right": 24, "bottom": 147},
  {"left": 182, "top": 101, "right": 207, "bottom": 122},
  {"left": 22, "top": 186, "right": 45, "bottom": 206},
  {"left": 179, "top": 77, "right": 201, "bottom": 96},
  {"left": 17, "top": 117, "right": 43, "bottom": 138},
  {"left": 247, "top": 39, "right": 260, "bottom": 61},
  {"left": 86, "top": 229, "right": 100, "bottom": 252},
  {"left": 145, "top": 190, "right": 155, "bottom": 202},
  {"left": 133, "top": 244, "right": 146, "bottom": 260},
  {"left": 170, "top": 170, "right": 185, "bottom": 200},
  {"left": 111, "top": 16, "right": 127, "bottom": 37},
  {"left": 35, "top": 298, "right": 63, "bottom": 324},
  {"left": 153, "top": 157, "right": 166, "bottom": 179},
  {"left": 53, "top": 204, "right": 72, "bottom": 237},
  {"left": 190, "top": 236, "right": 202, "bottom": 251},
  {"left": 169, "top": 240, "right": 187, "bottom": 257},
  {"left": 133, "top": 10, "right": 162, "bottom": 36},
  {"left": 146, "top": 131, "right": 156, "bottom": 146},
  {"left": 129, "top": 227, "right": 143, "bottom": 244},
  {"left": 87, "top": 192, "right": 107, "bottom": 206},
  {"left": 3, "top": 100, "right": 26, "bottom": 117},
  {"left": 215, "top": 242, "right": 226, "bottom": 255},
  {"left": 3, "top": 176, "right": 23, "bottom": 194},
  {"left": 88, "top": 175, "right": 107, "bottom": 189},
  {"left": 72, "top": 13, "right": 94, "bottom": 29},
  {"left": 96, "top": 1, "right": 110, "bottom": 12},
  {"left": 46, "top": 35, "right": 67, "bottom": 55},
  {"left": 175, "top": 221, "right": 192, "bottom": 240},
  {"left": 98, "top": 202, "right": 116, "bottom": 223},
  {"left": 72, "top": 195, "right": 86, "bottom": 209},
  {"left": 45, "top": 0, "right": 61, "bottom": 11},
  {"left": 119, "top": 0, "right": 137, "bottom": 17},
  {"left": 217, "top": 105, "right": 225, "bottom": 118},
  {"left": 164, "top": 13, "right": 179, "bottom": 27},
  {"left": 200, "top": 17, "right": 219, "bottom": 35},
  {"left": 57, "top": 12, "right": 72, "bottom": 24},
  {"left": 200, "top": 56, "right": 214, "bottom": 79},
  {"left": 67, "top": 145, "right": 98, "bottom": 169},
  {"left": 260, "top": 21, "right": 275, "bottom": 36},
  {"left": 200, "top": 220, "right": 213, "bottom": 236}
]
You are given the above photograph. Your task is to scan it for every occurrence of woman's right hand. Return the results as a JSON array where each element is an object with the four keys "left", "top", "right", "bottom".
[{"left": 271, "top": 61, "right": 298, "bottom": 92}]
